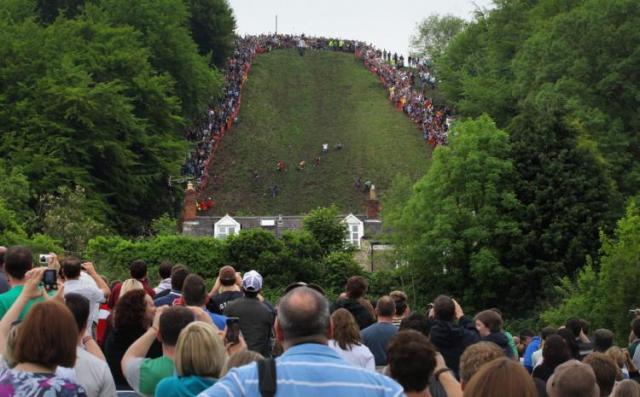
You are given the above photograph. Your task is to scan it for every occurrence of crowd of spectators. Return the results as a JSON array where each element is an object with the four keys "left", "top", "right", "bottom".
[
  {"left": 180, "top": 34, "right": 450, "bottom": 203},
  {"left": 1, "top": 245, "right": 638, "bottom": 396}
]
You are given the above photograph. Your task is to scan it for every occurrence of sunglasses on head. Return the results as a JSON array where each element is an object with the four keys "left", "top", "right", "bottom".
[{"left": 284, "top": 282, "right": 325, "bottom": 296}]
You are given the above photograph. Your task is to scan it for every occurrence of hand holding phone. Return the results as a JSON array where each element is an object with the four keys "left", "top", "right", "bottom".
[
  {"left": 225, "top": 317, "right": 240, "bottom": 344},
  {"left": 43, "top": 269, "right": 58, "bottom": 290}
]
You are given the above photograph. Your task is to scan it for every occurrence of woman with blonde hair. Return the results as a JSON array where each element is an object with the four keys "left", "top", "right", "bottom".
[
  {"left": 220, "top": 349, "right": 264, "bottom": 377},
  {"left": 328, "top": 308, "right": 375, "bottom": 371},
  {"left": 119, "top": 279, "right": 143, "bottom": 297},
  {"left": 463, "top": 357, "right": 537, "bottom": 397},
  {"left": 154, "top": 321, "right": 227, "bottom": 396}
]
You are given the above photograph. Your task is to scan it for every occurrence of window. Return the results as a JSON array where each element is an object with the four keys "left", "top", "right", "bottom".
[
  {"left": 346, "top": 224, "right": 360, "bottom": 247},
  {"left": 217, "top": 225, "right": 238, "bottom": 239}
]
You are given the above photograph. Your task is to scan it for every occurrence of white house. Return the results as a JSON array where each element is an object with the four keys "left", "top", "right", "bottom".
[
  {"left": 342, "top": 213, "right": 364, "bottom": 248},
  {"left": 214, "top": 214, "right": 241, "bottom": 239}
]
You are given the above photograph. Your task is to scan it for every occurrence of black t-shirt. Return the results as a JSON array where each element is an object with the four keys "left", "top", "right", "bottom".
[
  {"left": 207, "top": 290, "right": 243, "bottom": 314},
  {"left": 224, "top": 297, "right": 275, "bottom": 357}
]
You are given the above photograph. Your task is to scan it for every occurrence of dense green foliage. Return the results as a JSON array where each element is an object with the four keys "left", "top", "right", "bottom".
[
  {"left": 542, "top": 201, "right": 640, "bottom": 342},
  {"left": 85, "top": 208, "right": 400, "bottom": 302},
  {"left": 0, "top": 0, "right": 234, "bottom": 235},
  {"left": 391, "top": 116, "right": 524, "bottom": 312},
  {"left": 204, "top": 49, "right": 431, "bottom": 215},
  {"left": 390, "top": 0, "right": 638, "bottom": 317},
  {"left": 186, "top": 0, "right": 236, "bottom": 67}
]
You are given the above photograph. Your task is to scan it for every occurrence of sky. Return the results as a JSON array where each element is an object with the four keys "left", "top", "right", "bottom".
[{"left": 227, "top": 0, "right": 494, "bottom": 58}]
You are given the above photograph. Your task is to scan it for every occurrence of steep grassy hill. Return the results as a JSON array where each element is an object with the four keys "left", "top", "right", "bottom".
[{"left": 202, "top": 49, "right": 431, "bottom": 215}]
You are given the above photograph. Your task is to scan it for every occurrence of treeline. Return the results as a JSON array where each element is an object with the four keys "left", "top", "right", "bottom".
[
  {"left": 0, "top": 0, "right": 235, "bottom": 235},
  {"left": 387, "top": 0, "right": 640, "bottom": 319}
]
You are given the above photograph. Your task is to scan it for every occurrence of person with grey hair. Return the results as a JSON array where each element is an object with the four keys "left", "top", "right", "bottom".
[{"left": 199, "top": 286, "right": 404, "bottom": 397}]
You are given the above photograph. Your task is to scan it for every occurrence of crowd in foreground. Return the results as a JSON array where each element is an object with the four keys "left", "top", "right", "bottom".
[
  {"left": 0, "top": 245, "right": 639, "bottom": 397},
  {"left": 181, "top": 33, "right": 450, "bottom": 193}
]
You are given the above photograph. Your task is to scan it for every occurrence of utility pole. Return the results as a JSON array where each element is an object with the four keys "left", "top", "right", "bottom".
[{"left": 275, "top": 15, "right": 278, "bottom": 34}]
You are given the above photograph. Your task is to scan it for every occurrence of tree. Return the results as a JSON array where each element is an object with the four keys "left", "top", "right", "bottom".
[
  {"left": 40, "top": 186, "right": 111, "bottom": 254},
  {"left": 93, "top": 0, "right": 223, "bottom": 118},
  {"left": 393, "top": 115, "right": 524, "bottom": 313},
  {"left": 185, "top": 0, "right": 236, "bottom": 67},
  {"left": 410, "top": 14, "right": 466, "bottom": 61},
  {"left": 0, "top": 17, "right": 188, "bottom": 233},
  {"left": 303, "top": 206, "right": 347, "bottom": 255},
  {"left": 542, "top": 200, "right": 640, "bottom": 343},
  {"left": 508, "top": 93, "right": 617, "bottom": 294}
]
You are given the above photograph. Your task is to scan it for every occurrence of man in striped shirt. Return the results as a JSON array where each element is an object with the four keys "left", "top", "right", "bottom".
[{"left": 198, "top": 286, "right": 404, "bottom": 397}]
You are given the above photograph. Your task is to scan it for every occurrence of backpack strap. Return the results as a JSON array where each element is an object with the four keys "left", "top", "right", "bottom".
[{"left": 258, "top": 358, "right": 277, "bottom": 397}]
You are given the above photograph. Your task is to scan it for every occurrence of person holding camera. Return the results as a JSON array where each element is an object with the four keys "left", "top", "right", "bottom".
[
  {"left": 0, "top": 246, "right": 53, "bottom": 320},
  {"left": 61, "top": 258, "right": 111, "bottom": 337},
  {"left": 0, "top": 267, "right": 86, "bottom": 396}
]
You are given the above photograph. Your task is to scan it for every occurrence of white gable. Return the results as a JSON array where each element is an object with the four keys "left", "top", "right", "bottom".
[
  {"left": 341, "top": 214, "right": 364, "bottom": 248},
  {"left": 214, "top": 214, "right": 240, "bottom": 239}
]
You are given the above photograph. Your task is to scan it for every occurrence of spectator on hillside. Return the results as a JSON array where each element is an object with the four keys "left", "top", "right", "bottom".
[
  {"left": 207, "top": 265, "right": 243, "bottom": 314},
  {"left": 200, "top": 286, "right": 404, "bottom": 397},
  {"left": 524, "top": 327, "right": 545, "bottom": 372},
  {"left": 566, "top": 318, "right": 593, "bottom": 359},
  {"left": 583, "top": 352, "right": 619, "bottom": 397},
  {"left": 61, "top": 258, "right": 111, "bottom": 336},
  {"left": 387, "top": 330, "right": 462, "bottom": 397},
  {"left": 108, "top": 260, "right": 155, "bottom": 307},
  {"left": 546, "top": 360, "right": 601, "bottom": 397},
  {"left": 459, "top": 341, "right": 504, "bottom": 388},
  {"left": 182, "top": 274, "right": 227, "bottom": 330},
  {"left": 462, "top": 357, "right": 537, "bottom": 397},
  {"left": 532, "top": 334, "right": 571, "bottom": 384},
  {"left": 154, "top": 265, "right": 189, "bottom": 307},
  {"left": 330, "top": 276, "right": 375, "bottom": 330},
  {"left": 105, "top": 290, "right": 161, "bottom": 390},
  {"left": 361, "top": 296, "right": 398, "bottom": 367},
  {"left": 389, "top": 290, "right": 410, "bottom": 327},
  {"left": 155, "top": 321, "right": 227, "bottom": 396},
  {"left": 0, "top": 268, "right": 86, "bottom": 396},
  {"left": 0, "top": 246, "right": 50, "bottom": 320},
  {"left": 122, "top": 306, "right": 196, "bottom": 396},
  {"left": 328, "top": 308, "right": 375, "bottom": 371},
  {"left": 594, "top": 329, "right": 615, "bottom": 353},
  {"left": 63, "top": 293, "right": 116, "bottom": 397},
  {"left": 224, "top": 270, "right": 275, "bottom": 357},
  {"left": 153, "top": 261, "right": 174, "bottom": 297},
  {"left": 0, "top": 247, "right": 9, "bottom": 294},
  {"left": 474, "top": 310, "right": 513, "bottom": 358},
  {"left": 428, "top": 295, "right": 479, "bottom": 377}
]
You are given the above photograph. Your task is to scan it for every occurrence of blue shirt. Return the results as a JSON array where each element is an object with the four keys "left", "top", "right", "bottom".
[
  {"left": 361, "top": 322, "right": 398, "bottom": 366},
  {"left": 207, "top": 310, "right": 227, "bottom": 331},
  {"left": 197, "top": 343, "right": 404, "bottom": 397},
  {"left": 154, "top": 290, "right": 181, "bottom": 307},
  {"left": 156, "top": 375, "right": 216, "bottom": 397},
  {"left": 523, "top": 336, "right": 541, "bottom": 372}
]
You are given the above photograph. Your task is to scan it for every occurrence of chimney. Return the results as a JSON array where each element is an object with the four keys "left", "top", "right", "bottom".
[
  {"left": 183, "top": 181, "right": 197, "bottom": 222},
  {"left": 366, "top": 184, "right": 380, "bottom": 219}
]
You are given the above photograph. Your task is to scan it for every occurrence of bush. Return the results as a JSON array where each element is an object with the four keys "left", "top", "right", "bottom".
[{"left": 87, "top": 235, "right": 227, "bottom": 283}]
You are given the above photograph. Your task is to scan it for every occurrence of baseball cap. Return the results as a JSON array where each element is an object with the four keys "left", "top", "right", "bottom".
[
  {"left": 218, "top": 265, "right": 236, "bottom": 282},
  {"left": 242, "top": 270, "right": 263, "bottom": 292},
  {"left": 546, "top": 360, "right": 600, "bottom": 397}
]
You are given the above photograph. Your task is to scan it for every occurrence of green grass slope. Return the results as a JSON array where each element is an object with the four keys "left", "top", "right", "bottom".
[{"left": 203, "top": 49, "right": 431, "bottom": 215}]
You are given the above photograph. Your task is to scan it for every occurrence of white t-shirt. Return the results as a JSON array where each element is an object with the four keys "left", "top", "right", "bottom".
[
  {"left": 74, "top": 347, "right": 116, "bottom": 397},
  {"left": 328, "top": 340, "right": 375, "bottom": 371},
  {"left": 64, "top": 279, "right": 105, "bottom": 326}
]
